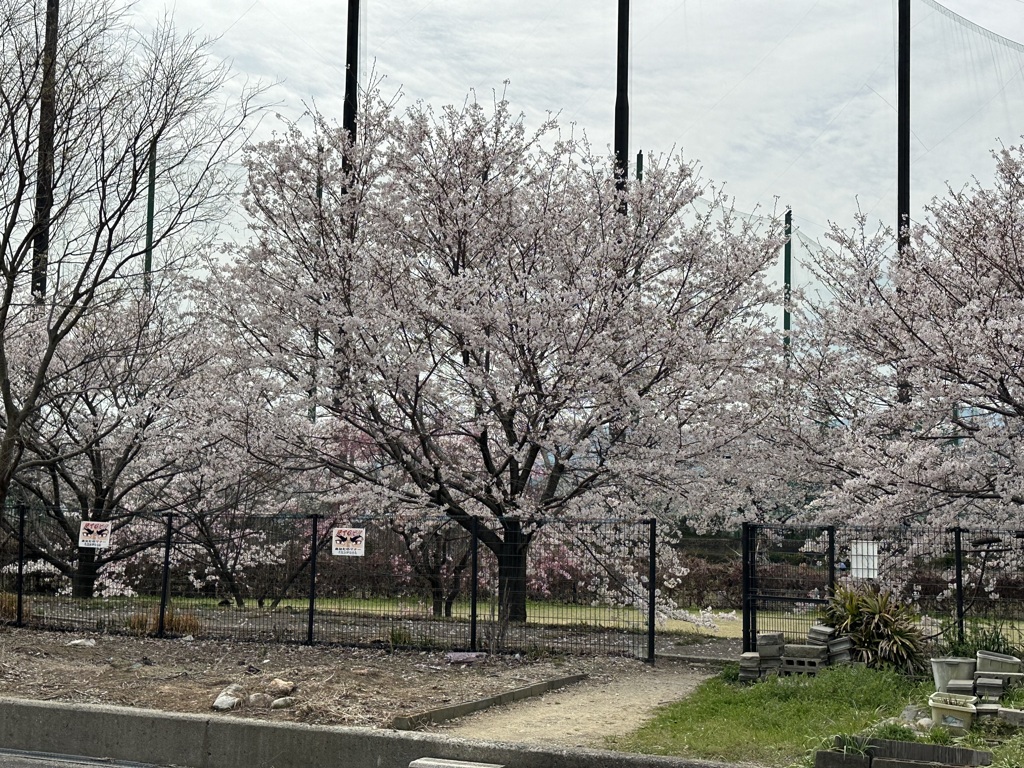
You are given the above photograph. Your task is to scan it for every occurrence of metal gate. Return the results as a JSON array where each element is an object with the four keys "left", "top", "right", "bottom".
[{"left": 741, "top": 522, "right": 836, "bottom": 651}]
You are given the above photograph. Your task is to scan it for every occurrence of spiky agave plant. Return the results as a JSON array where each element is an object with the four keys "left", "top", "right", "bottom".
[{"left": 825, "top": 584, "right": 925, "bottom": 674}]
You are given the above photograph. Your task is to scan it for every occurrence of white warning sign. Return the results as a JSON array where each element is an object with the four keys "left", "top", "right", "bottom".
[
  {"left": 331, "top": 527, "right": 365, "bottom": 557},
  {"left": 78, "top": 521, "right": 112, "bottom": 549}
]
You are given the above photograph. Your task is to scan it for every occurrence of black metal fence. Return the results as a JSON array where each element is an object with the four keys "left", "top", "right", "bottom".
[
  {"left": 0, "top": 503, "right": 657, "bottom": 659},
  {"left": 741, "top": 521, "right": 1024, "bottom": 652}
]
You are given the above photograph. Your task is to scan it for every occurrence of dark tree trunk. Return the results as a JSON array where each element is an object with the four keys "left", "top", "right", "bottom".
[
  {"left": 444, "top": 547, "right": 471, "bottom": 618},
  {"left": 72, "top": 546, "right": 98, "bottom": 598},
  {"left": 497, "top": 525, "right": 529, "bottom": 623},
  {"left": 428, "top": 574, "right": 444, "bottom": 617}
]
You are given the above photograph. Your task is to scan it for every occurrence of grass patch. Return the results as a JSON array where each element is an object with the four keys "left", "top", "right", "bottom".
[
  {"left": 611, "top": 665, "right": 923, "bottom": 767},
  {"left": 992, "top": 732, "right": 1024, "bottom": 768}
]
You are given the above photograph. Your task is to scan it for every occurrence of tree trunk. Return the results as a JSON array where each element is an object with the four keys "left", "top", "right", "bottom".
[
  {"left": 429, "top": 574, "right": 444, "bottom": 617},
  {"left": 497, "top": 526, "right": 529, "bottom": 623},
  {"left": 72, "top": 546, "right": 98, "bottom": 598}
]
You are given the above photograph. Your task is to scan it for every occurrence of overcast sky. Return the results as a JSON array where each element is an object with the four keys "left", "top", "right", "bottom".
[{"left": 130, "top": 0, "right": 1024, "bottom": 284}]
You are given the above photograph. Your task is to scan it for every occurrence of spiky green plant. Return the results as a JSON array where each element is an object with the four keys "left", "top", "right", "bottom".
[{"left": 824, "top": 584, "right": 925, "bottom": 674}]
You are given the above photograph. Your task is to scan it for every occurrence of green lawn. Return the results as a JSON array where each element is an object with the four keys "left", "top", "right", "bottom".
[{"left": 611, "top": 665, "right": 923, "bottom": 767}]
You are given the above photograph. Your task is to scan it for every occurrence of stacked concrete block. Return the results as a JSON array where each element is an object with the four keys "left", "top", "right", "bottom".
[
  {"left": 782, "top": 643, "right": 830, "bottom": 676},
  {"left": 976, "top": 671, "right": 1024, "bottom": 689},
  {"left": 739, "top": 627, "right": 859, "bottom": 679},
  {"left": 757, "top": 632, "right": 784, "bottom": 677},
  {"left": 807, "top": 624, "right": 837, "bottom": 646},
  {"left": 976, "top": 702, "right": 1001, "bottom": 720},
  {"left": 976, "top": 677, "right": 1004, "bottom": 702},
  {"left": 827, "top": 635, "right": 854, "bottom": 665},
  {"left": 947, "top": 679, "right": 976, "bottom": 696},
  {"left": 739, "top": 652, "right": 761, "bottom": 682}
]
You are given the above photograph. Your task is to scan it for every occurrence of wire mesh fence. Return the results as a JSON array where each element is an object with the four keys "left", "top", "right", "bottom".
[
  {"left": 0, "top": 503, "right": 657, "bottom": 659},
  {"left": 741, "top": 522, "right": 1024, "bottom": 652}
]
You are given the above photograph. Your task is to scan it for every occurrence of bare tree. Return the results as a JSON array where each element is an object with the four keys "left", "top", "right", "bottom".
[{"left": 0, "top": 0, "right": 264, "bottom": 510}]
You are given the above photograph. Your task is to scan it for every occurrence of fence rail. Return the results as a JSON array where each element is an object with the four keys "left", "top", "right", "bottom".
[
  {"left": 741, "top": 521, "right": 1024, "bottom": 652},
  {"left": 0, "top": 504, "right": 657, "bottom": 660}
]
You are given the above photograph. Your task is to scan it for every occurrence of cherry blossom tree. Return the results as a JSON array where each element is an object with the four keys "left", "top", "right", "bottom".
[
  {"left": 208, "top": 91, "right": 784, "bottom": 622},
  {"left": 10, "top": 273, "right": 205, "bottom": 597},
  {"left": 790, "top": 144, "right": 1024, "bottom": 528}
]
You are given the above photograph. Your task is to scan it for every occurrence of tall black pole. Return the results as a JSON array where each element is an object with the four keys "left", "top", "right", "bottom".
[
  {"left": 614, "top": 0, "right": 629, "bottom": 198},
  {"left": 897, "top": 0, "right": 910, "bottom": 254},
  {"left": 343, "top": 0, "right": 360, "bottom": 176},
  {"left": 144, "top": 137, "right": 156, "bottom": 297},
  {"left": 32, "top": 0, "right": 59, "bottom": 302},
  {"left": 896, "top": 0, "right": 913, "bottom": 405},
  {"left": 783, "top": 208, "right": 792, "bottom": 352}
]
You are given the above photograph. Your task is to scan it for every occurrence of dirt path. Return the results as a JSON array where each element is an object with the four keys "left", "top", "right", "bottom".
[{"left": 426, "top": 657, "right": 715, "bottom": 749}]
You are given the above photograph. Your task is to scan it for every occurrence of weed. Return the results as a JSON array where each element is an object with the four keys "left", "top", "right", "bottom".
[
  {"left": 922, "top": 726, "right": 954, "bottom": 746},
  {"left": 125, "top": 607, "right": 200, "bottom": 636},
  {"left": 992, "top": 732, "right": 1024, "bottom": 768},
  {"left": 389, "top": 625, "right": 413, "bottom": 648},
  {"left": 833, "top": 733, "right": 870, "bottom": 754},
  {"left": 940, "top": 620, "right": 1021, "bottom": 659},
  {"left": 719, "top": 662, "right": 740, "bottom": 683},
  {"left": 867, "top": 722, "right": 917, "bottom": 742},
  {"left": 1003, "top": 686, "right": 1024, "bottom": 709},
  {"left": 0, "top": 591, "right": 29, "bottom": 621}
]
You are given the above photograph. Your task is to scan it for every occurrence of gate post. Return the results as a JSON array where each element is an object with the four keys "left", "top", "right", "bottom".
[
  {"left": 827, "top": 526, "right": 837, "bottom": 597},
  {"left": 470, "top": 517, "right": 478, "bottom": 652},
  {"left": 647, "top": 518, "right": 656, "bottom": 664},
  {"left": 953, "top": 527, "right": 965, "bottom": 645},
  {"left": 742, "top": 522, "right": 752, "bottom": 652},
  {"left": 157, "top": 513, "right": 173, "bottom": 637},
  {"left": 16, "top": 502, "right": 26, "bottom": 627},
  {"left": 307, "top": 514, "right": 319, "bottom": 646}
]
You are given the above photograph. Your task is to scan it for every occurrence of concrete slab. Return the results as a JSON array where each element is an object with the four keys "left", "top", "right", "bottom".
[{"left": 0, "top": 697, "right": 734, "bottom": 768}]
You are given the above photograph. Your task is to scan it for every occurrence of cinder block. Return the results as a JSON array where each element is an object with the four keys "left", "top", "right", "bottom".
[
  {"left": 1000, "top": 707, "right": 1024, "bottom": 726},
  {"left": 758, "top": 644, "right": 784, "bottom": 658},
  {"left": 757, "top": 632, "right": 784, "bottom": 646},
  {"left": 784, "top": 643, "right": 829, "bottom": 660},
  {"left": 828, "top": 635, "right": 854, "bottom": 652},
  {"left": 782, "top": 656, "right": 828, "bottom": 675}
]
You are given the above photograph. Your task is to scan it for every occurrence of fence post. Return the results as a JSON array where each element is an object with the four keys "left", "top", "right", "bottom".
[
  {"left": 307, "top": 514, "right": 319, "bottom": 646},
  {"left": 647, "top": 518, "right": 657, "bottom": 664},
  {"left": 741, "top": 522, "right": 752, "bottom": 652},
  {"left": 470, "top": 517, "right": 478, "bottom": 652},
  {"left": 953, "top": 527, "right": 965, "bottom": 645},
  {"left": 826, "top": 526, "right": 836, "bottom": 597},
  {"left": 157, "top": 513, "right": 173, "bottom": 638},
  {"left": 16, "top": 502, "right": 26, "bottom": 627}
]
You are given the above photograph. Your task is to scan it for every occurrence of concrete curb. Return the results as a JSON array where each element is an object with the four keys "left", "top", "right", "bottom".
[
  {"left": 391, "top": 673, "right": 589, "bottom": 730},
  {"left": 655, "top": 653, "right": 733, "bottom": 668},
  {"left": 0, "top": 696, "right": 738, "bottom": 768}
]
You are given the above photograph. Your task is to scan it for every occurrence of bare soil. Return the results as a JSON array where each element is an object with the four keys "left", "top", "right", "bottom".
[
  {"left": 0, "top": 627, "right": 734, "bottom": 747},
  {"left": 425, "top": 655, "right": 715, "bottom": 749}
]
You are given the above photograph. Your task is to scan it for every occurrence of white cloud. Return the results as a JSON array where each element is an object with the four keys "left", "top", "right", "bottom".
[{"left": 130, "top": 0, "right": 1024, "bottom": 288}]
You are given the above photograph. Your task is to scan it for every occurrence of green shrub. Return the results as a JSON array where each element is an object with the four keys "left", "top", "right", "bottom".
[
  {"left": 867, "top": 722, "right": 917, "bottom": 742},
  {"left": 824, "top": 584, "right": 926, "bottom": 674},
  {"left": 940, "top": 620, "right": 1020, "bottom": 658},
  {"left": 719, "top": 662, "right": 740, "bottom": 683}
]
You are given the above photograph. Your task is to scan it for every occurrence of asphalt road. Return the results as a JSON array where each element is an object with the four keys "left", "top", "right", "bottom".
[{"left": 0, "top": 750, "right": 171, "bottom": 767}]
